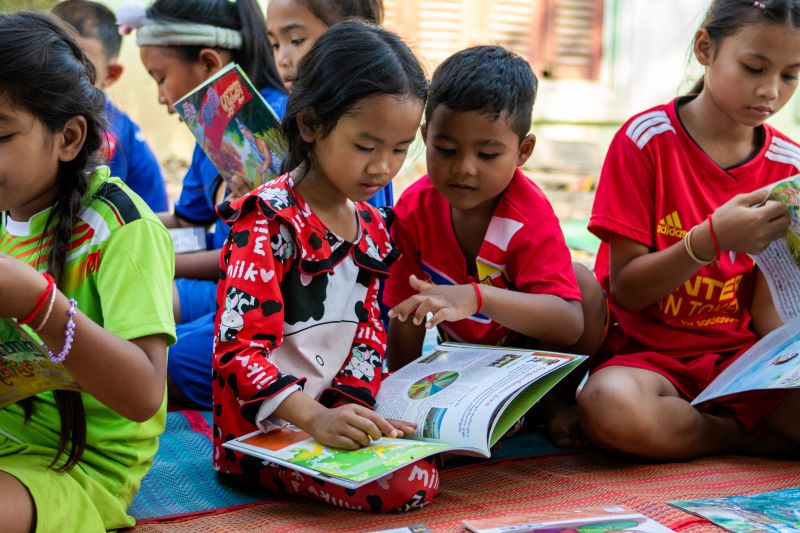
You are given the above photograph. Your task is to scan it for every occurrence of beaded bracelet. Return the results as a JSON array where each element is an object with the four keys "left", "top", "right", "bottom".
[
  {"left": 19, "top": 272, "right": 55, "bottom": 326},
  {"left": 684, "top": 226, "right": 714, "bottom": 266},
  {"left": 471, "top": 282, "right": 484, "bottom": 314},
  {"left": 45, "top": 298, "right": 77, "bottom": 364}
]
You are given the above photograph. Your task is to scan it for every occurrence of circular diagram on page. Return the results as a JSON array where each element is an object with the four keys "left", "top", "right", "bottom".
[{"left": 407, "top": 371, "right": 459, "bottom": 399}]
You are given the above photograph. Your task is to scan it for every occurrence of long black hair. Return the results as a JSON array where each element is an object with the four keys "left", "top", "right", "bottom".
[
  {"left": 282, "top": 19, "right": 427, "bottom": 172},
  {"left": 146, "top": 0, "right": 284, "bottom": 93},
  {"left": 297, "top": 0, "right": 383, "bottom": 25},
  {"left": 690, "top": 0, "right": 800, "bottom": 93},
  {"left": 0, "top": 11, "right": 106, "bottom": 471}
]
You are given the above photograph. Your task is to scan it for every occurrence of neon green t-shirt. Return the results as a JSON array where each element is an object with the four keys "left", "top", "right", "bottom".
[{"left": 0, "top": 168, "right": 175, "bottom": 509}]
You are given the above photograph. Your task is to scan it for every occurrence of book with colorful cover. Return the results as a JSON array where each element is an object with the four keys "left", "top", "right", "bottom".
[
  {"left": 223, "top": 343, "right": 585, "bottom": 489},
  {"left": 670, "top": 487, "right": 800, "bottom": 533},
  {"left": 0, "top": 318, "right": 80, "bottom": 408},
  {"left": 462, "top": 505, "right": 676, "bottom": 533},
  {"left": 174, "top": 62, "right": 287, "bottom": 189}
]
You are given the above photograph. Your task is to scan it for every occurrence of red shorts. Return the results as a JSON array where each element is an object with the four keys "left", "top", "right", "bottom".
[{"left": 594, "top": 347, "right": 791, "bottom": 432}]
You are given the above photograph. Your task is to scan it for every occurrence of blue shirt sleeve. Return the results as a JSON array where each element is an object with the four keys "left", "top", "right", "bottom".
[
  {"left": 261, "top": 87, "right": 288, "bottom": 120},
  {"left": 366, "top": 183, "right": 394, "bottom": 208},
  {"left": 173, "top": 145, "right": 222, "bottom": 226},
  {"left": 105, "top": 100, "right": 169, "bottom": 212}
]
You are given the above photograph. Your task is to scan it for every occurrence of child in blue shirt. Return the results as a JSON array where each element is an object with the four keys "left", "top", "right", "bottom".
[
  {"left": 130, "top": 0, "right": 287, "bottom": 407},
  {"left": 52, "top": 0, "right": 169, "bottom": 213}
]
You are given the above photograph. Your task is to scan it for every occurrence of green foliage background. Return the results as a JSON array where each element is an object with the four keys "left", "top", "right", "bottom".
[{"left": 0, "top": 0, "right": 58, "bottom": 11}]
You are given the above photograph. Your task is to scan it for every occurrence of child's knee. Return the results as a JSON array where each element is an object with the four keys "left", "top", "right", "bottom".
[
  {"left": 578, "top": 374, "right": 652, "bottom": 447},
  {"left": 378, "top": 459, "right": 439, "bottom": 512}
]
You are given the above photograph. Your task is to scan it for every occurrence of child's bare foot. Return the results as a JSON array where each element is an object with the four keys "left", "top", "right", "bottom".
[{"left": 545, "top": 403, "right": 587, "bottom": 448}]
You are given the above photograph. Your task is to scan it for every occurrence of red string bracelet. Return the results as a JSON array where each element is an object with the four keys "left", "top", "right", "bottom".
[
  {"left": 471, "top": 282, "right": 483, "bottom": 314},
  {"left": 707, "top": 214, "right": 721, "bottom": 262},
  {"left": 19, "top": 272, "right": 55, "bottom": 326}
]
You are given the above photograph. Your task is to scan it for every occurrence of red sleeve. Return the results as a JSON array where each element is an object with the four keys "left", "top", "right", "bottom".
[
  {"left": 214, "top": 209, "right": 306, "bottom": 423},
  {"left": 506, "top": 198, "right": 581, "bottom": 302},
  {"left": 589, "top": 127, "right": 656, "bottom": 247},
  {"left": 322, "top": 276, "right": 387, "bottom": 408}
]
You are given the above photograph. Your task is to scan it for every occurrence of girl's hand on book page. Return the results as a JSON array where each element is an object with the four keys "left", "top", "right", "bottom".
[
  {"left": 386, "top": 419, "right": 417, "bottom": 437},
  {"left": 308, "top": 403, "right": 400, "bottom": 449},
  {"left": 388, "top": 275, "right": 478, "bottom": 329},
  {"left": 713, "top": 189, "right": 791, "bottom": 254},
  {"left": 0, "top": 254, "right": 50, "bottom": 319}
]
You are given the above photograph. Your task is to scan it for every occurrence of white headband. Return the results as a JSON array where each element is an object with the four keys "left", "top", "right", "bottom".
[
  {"left": 136, "top": 22, "right": 242, "bottom": 49},
  {"left": 117, "top": 3, "right": 243, "bottom": 50}
]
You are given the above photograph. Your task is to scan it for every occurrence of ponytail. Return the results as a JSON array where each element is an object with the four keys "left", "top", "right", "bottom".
[{"left": 0, "top": 11, "right": 106, "bottom": 471}]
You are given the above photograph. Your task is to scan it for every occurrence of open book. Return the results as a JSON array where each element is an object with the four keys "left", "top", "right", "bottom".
[
  {"left": 0, "top": 318, "right": 80, "bottom": 408},
  {"left": 168, "top": 226, "right": 207, "bottom": 254},
  {"left": 223, "top": 343, "right": 585, "bottom": 489},
  {"left": 174, "top": 62, "right": 287, "bottom": 189},
  {"left": 692, "top": 175, "right": 800, "bottom": 406}
]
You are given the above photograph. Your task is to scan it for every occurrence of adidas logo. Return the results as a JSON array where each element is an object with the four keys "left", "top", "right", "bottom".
[{"left": 656, "top": 211, "right": 688, "bottom": 239}]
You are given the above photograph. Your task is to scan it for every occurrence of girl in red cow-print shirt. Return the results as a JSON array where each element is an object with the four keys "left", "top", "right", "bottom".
[{"left": 212, "top": 20, "right": 437, "bottom": 512}]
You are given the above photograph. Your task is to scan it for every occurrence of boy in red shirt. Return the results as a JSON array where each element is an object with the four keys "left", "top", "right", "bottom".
[{"left": 383, "top": 46, "right": 607, "bottom": 446}]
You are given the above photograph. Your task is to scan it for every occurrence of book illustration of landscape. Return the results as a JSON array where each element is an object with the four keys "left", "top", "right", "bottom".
[
  {"left": 769, "top": 177, "right": 800, "bottom": 265},
  {"left": 671, "top": 487, "right": 800, "bottom": 533},
  {"left": 233, "top": 427, "right": 451, "bottom": 489},
  {"left": 224, "top": 343, "right": 586, "bottom": 488},
  {"left": 462, "top": 506, "right": 676, "bottom": 533},
  {"left": 175, "top": 62, "right": 287, "bottom": 189},
  {"left": 0, "top": 318, "right": 80, "bottom": 408}
]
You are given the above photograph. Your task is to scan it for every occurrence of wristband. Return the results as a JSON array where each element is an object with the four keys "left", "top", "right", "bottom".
[
  {"left": 707, "top": 214, "right": 721, "bottom": 261},
  {"left": 471, "top": 282, "right": 483, "bottom": 314},
  {"left": 684, "top": 225, "right": 714, "bottom": 266},
  {"left": 19, "top": 272, "right": 55, "bottom": 325}
]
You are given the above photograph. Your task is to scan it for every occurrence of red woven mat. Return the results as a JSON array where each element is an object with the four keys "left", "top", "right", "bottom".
[{"left": 132, "top": 451, "right": 800, "bottom": 532}]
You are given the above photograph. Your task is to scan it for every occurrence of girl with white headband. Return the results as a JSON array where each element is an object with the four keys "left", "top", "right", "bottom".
[{"left": 120, "top": 0, "right": 288, "bottom": 411}]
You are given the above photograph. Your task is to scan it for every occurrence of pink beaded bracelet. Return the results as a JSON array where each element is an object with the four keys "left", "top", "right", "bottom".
[{"left": 45, "top": 298, "right": 77, "bottom": 364}]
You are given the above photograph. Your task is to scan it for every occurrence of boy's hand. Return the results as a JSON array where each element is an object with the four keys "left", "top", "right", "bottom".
[
  {"left": 306, "top": 403, "right": 404, "bottom": 450},
  {"left": 388, "top": 275, "right": 480, "bottom": 329},
  {"left": 713, "top": 189, "right": 790, "bottom": 255}
]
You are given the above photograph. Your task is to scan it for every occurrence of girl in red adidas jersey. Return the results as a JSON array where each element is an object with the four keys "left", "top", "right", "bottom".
[
  {"left": 212, "top": 20, "right": 438, "bottom": 512},
  {"left": 580, "top": 0, "right": 800, "bottom": 460}
]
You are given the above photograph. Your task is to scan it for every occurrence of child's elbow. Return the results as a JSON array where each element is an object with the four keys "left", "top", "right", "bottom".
[
  {"left": 127, "top": 388, "right": 166, "bottom": 422},
  {"left": 609, "top": 285, "right": 644, "bottom": 313},
  {"left": 559, "top": 301, "right": 584, "bottom": 346}
]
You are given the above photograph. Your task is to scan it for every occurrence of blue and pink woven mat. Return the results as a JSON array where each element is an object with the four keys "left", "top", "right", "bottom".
[{"left": 130, "top": 410, "right": 562, "bottom": 523}]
